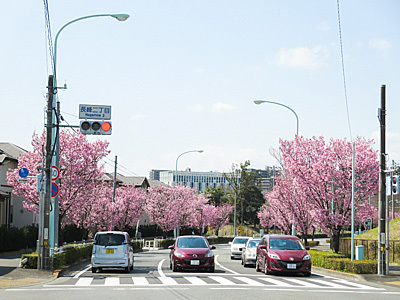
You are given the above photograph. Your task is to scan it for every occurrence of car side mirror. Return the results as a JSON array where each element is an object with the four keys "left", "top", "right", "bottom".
[
  {"left": 210, "top": 245, "right": 216, "bottom": 250},
  {"left": 229, "top": 242, "right": 232, "bottom": 245},
  {"left": 305, "top": 246, "right": 310, "bottom": 250},
  {"left": 239, "top": 247, "right": 242, "bottom": 251},
  {"left": 168, "top": 245, "right": 174, "bottom": 250},
  {"left": 259, "top": 245, "right": 267, "bottom": 249}
]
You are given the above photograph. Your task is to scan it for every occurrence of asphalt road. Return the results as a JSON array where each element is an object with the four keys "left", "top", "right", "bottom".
[{"left": 1, "top": 244, "right": 400, "bottom": 300}]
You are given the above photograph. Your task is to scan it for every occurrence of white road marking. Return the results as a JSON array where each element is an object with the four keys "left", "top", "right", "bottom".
[
  {"left": 208, "top": 276, "right": 236, "bottom": 285},
  {"left": 132, "top": 277, "right": 150, "bottom": 285},
  {"left": 158, "top": 259, "right": 166, "bottom": 277},
  {"left": 258, "top": 277, "right": 293, "bottom": 287},
  {"left": 75, "top": 277, "right": 93, "bottom": 286},
  {"left": 159, "top": 277, "right": 179, "bottom": 285},
  {"left": 214, "top": 254, "right": 239, "bottom": 275},
  {"left": 73, "top": 265, "right": 92, "bottom": 278},
  {"left": 104, "top": 277, "right": 120, "bottom": 286},
  {"left": 184, "top": 276, "right": 208, "bottom": 285},
  {"left": 234, "top": 276, "right": 264, "bottom": 286}
]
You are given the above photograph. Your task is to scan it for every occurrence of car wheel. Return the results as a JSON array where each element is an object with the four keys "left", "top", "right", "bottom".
[
  {"left": 241, "top": 258, "right": 244, "bottom": 265},
  {"left": 264, "top": 260, "right": 271, "bottom": 275},
  {"left": 303, "top": 272, "right": 311, "bottom": 277},
  {"left": 169, "top": 260, "right": 172, "bottom": 270},
  {"left": 125, "top": 266, "right": 130, "bottom": 273},
  {"left": 91, "top": 267, "right": 97, "bottom": 273},
  {"left": 255, "top": 260, "right": 260, "bottom": 272},
  {"left": 208, "top": 266, "right": 215, "bottom": 273},
  {"left": 230, "top": 256, "right": 234, "bottom": 260},
  {"left": 172, "top": 261, "right": 178, "bottom": 272}
]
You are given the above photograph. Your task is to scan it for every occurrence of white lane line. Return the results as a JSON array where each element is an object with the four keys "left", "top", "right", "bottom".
[
  {"left": 258, "top": 277, "right": 293, "bottom": 287},
  {"left": 208, "top": 276, "right": 236, "bottom": 285},
  {"left": 159, "top": 277, "right": 179, "bottom": 285},
  {"left": 184, "top": 276, "right": 207, "bottom": 285},
  {"left": 75, "top": 277, "right": 93, "bottom": 286},
  {"left": 158, "top": 259, "right": 166, "bottom": 278},
  {"left": 214, "top": 255, "right": 239, "bottom": 275},
  {"left": 73, "top": 265, "right": 92, "bottom": 279},
  {"left": 234, "top": 277, "right": 264, "bottom": 286},
  {"left": 132, "top": 277, "right": 150, "bottom": 285},
  {"left": 104, "top": 277, "right": 120, "bottom": 286}
]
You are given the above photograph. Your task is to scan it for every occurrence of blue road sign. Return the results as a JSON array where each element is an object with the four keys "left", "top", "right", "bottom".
[
  {"left": 51, "top": 182, "right": 59, "bottom": 198},
  {"left": 19, "top": 168, "right": 29, "bottom": 178}
]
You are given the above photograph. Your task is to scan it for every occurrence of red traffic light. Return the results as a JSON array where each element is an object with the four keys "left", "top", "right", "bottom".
[{"left": 101, "top": 122, "right": 111, "bottom": 132}]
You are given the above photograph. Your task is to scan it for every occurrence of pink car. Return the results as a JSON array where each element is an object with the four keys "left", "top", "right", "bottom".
[{"left": 169, "top": 235, "right": 216, "bottom": 272}]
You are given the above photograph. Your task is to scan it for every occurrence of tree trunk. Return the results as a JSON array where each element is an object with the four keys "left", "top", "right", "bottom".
[{"left": 331, "top": 231, "right": 340, "bottom": 253}]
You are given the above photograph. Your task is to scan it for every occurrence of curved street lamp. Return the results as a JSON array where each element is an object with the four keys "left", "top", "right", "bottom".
[
  {"left": 175, "top": 149, "right": 204, "bottom": 236},
  {"left": 254, "top": 100, "right": 299, "bottom": 236},
  {"left": 50, "top": 13, "right": 130, "bottom": 250}
]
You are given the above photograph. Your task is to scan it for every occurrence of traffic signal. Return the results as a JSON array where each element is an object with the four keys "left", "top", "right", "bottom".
[
  {"left": 80, "top": 120, "right": 112, "bottom": 135},
  {"left": 392, "top": 175, "right": 399, "bottom": 195}
]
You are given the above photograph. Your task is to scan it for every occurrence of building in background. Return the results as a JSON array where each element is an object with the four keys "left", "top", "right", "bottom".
[{"left": 150, "top": 167, "right": 280, "bottom": 194}]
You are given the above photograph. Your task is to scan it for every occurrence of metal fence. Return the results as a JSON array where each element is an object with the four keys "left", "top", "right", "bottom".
[{"left": 339, "top": 238, "right": 400, "bottom": 263}]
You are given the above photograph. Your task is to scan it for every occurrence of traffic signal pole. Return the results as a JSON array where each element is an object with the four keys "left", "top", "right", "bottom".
[{"left": 378, "top": 84, "right": 386, "bottom": 275}]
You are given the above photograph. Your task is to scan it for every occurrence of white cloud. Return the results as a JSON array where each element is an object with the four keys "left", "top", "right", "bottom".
[
  {"left": 129, "top": 113, "right": 149, "bottom": 121},
  {"left": 276, "top": 46, "right": 329, "bottom": 69},
  {"left": 187, "top": 104, "right": 207, "bottom": 112},
  {"left": 317, "top": 21, "right": 330, "bottom": 31},
  {"left": 369, "top": 38, "right": 391, "bottom": 50},
  {"left": 212, "top": 102, "right": 238, "bottom": 114}
]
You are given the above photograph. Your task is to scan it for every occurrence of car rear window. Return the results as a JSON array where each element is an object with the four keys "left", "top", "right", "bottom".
[
  {"left": 177, "top": 238, "right": 208, "bottom": 248},
  {"left": 96, "top": 233, "right": 125, "bottom": 246}
]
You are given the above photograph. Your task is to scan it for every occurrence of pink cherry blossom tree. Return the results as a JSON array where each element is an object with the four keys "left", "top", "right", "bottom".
[
  {"left": 7, "top": 130, "right": 110, "bottom": 241},
  {"left": 279, "top": 136, "right": 378, "bottom": 252}
]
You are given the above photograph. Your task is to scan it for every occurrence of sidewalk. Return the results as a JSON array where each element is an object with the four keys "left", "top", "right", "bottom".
[
  {"left": 0, "top": 251, "right": 56, "bottom": 289},
  {"left": 311, "top": 238, "right": 400, "bottom": 290}
]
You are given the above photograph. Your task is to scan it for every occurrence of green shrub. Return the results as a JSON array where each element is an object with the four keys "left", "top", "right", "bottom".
[
  {"left": 21, "top": 253, "right": 38, "bottom": 269},
  {"left": 309, "top": 250, "right": 377, "bottom": 274}
]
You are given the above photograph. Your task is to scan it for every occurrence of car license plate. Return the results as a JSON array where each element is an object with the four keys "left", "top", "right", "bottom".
[
  {"left": 106, "top": 248, "right": 114, "bottom": 254},
  {"left": 191, "top": 260, "right": 200, "bottom": 265},
  {"left": 287, "top": 263, "right": 296, "bottom": 269}
]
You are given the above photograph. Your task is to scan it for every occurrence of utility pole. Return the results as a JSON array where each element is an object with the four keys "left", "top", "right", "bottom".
[
  {"left": 378, "top": 84, "right": 386, "bottom": 275},
  {"left": 38, "top": 75, "right": 53, "bottom": 270}
]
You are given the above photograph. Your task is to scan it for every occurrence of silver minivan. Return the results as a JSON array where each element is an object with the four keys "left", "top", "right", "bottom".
[{"left": 91, "top": 231, "right": 134, "bottom": 273}]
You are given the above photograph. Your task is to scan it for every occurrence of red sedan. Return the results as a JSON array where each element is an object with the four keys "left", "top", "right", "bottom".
[
  {"left": 169, "top": 235, "right": 216, "bottom": 272},
  {"left": 256, "top": 234, "right": 311, "bottom": 276}
]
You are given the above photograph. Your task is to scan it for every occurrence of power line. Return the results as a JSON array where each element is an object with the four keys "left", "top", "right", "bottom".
[
  {"left": 336, "top": 0, "right": 353, "bottom": 141},
  {"left": 42, "top": 0, "right": 54, "bottom": 75}
]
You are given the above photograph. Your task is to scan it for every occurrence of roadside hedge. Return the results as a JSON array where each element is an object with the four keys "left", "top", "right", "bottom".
[
  {"left": 309, "top": 250, "right": 377, "bottom": 274},
  {"left": 21, "top": 244, "right": 93, "bottom": 269}
]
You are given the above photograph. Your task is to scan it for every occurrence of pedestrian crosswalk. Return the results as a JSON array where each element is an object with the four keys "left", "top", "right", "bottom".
[{"left": 45, "top": 275, "right": 384, "bottom": 290}]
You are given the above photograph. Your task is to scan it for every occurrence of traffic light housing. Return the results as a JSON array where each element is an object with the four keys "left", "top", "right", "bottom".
[
  {"left": 80, "top": 120, "right": 112, "bottom": 135},
  {"left": 392, "top": 175, "right": 399, "bottom": 195}
]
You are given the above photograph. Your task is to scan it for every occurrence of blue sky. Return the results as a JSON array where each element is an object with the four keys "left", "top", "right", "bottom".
[{"left": 1, "top": 1, "right": 399, "bottom": 176}]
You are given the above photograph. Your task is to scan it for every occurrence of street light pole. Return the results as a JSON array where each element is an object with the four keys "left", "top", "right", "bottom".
[
  {"left": 175, "top": 150, "right": 203, "bottom": 236},
  {"left": 45, "top": 13, "right": 129, "bottom": 264},
  {"left": 254, "top": 100, "right": 299, "bottom": 236}
]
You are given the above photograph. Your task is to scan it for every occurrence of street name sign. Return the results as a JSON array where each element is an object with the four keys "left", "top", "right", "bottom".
[{"left": 79, "top": 104, "right": 111, "bottom": 120}]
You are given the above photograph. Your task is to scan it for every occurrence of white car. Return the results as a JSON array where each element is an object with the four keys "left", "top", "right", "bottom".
[
  {"left": 229, "top": 236, "right": 250, "bottom": 259},
  {"left": 91, "top": 231, "right": 134, "bottom": 273},
  {"left": 241, "top": 237, "right": 261, "bottom": 266}
]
